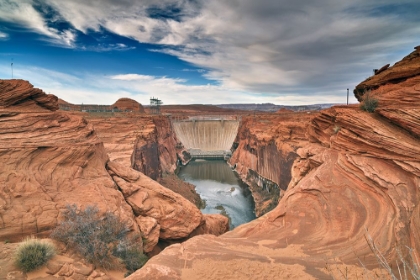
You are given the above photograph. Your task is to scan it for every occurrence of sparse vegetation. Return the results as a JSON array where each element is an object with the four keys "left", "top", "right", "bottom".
[
  {"left": 333, "top": 125, "right": 341, "bottom": 134},
  {"left": 360, "top": 90, "right": 379, "bottom": 113},
  {"left": 15, "top": 237, "right": 55, "bottom": 272},
  {"left": 51, "top": 204, "right": 148, "bottom": 272},
  {"left": 113, "top": 240, "right": 148, "bottom": 277},
  {"left": 327, "top": 230, "right": 420, "bottom": 280},
  {"left": 364, "top": 229, "right": 420, "bottom": 280}
]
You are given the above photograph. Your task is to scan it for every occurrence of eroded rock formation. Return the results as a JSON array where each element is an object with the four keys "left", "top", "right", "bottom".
[
  {"left": 0, "top": 81, "right": 137, "bottom": 243},
  {"left": 107, "top": 161, "right": 203, "bottom": 240},
  {"left": 0, "top": 79, "right": 58, "bottom": 111},
  {"left": 128, "top": 47, "right": 420, "bottom": 279},
  {"left": 0, "top": 80, "right": 228, "bottom": 257}
]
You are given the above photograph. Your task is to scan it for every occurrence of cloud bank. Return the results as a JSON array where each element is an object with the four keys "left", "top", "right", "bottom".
[{"left": 1, "top": 0, "right": 419, "bottom": 104}]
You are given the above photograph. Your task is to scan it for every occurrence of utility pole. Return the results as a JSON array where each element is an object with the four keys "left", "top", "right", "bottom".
[
  {"left": 347, "top": 88, "right": 349, "bottom": 105},
  {"left": 11, "top": 62, "right": 13, "bottom": 79}
]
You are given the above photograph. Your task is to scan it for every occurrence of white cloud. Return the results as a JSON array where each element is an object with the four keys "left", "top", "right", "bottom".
[
  {"left": 0, "top": 61, "right": 359, "bottom": 105},
  {"left": 2, "top": 0, "right": 419, "bottom": 103},
  {"left": 0, "top": 31, "right": 8, "bottom": 39},
  {"left": 110, "top": 74, "right": 155, "bottom": 81},
  {"left": 0, "top": 0, "right": 76, "bottom": 47}
]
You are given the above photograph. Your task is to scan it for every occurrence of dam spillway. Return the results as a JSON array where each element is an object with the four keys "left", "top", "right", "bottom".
[{"left": 172, "top": 117, "right": 240, "bottom": 159}]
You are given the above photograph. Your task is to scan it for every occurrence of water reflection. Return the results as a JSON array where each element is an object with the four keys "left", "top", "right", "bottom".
[{"left": 178, "top": 160, "right": 256, "bottom": 229}]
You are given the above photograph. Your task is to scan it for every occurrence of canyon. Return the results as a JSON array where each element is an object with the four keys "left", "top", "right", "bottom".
[{"left": 0, "top": 46, "right": 419, "bottom": 279}]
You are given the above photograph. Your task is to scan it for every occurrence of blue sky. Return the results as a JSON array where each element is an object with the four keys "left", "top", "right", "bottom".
[{"left": 0, "top": 0, "right": 419, "bottom": 105}]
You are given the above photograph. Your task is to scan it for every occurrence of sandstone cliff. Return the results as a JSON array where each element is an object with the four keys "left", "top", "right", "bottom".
[
  {"left": 129, "top": 47, "right": 420, "bottom": 279},
  {"left": 229, "top": 112, "right": 313, "bottom": 216}
]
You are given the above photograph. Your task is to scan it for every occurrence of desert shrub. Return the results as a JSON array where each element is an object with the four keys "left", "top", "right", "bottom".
[
  {"left": 364, "top": 229, "right": 420, "bottom": 280},
  {"left": 360, "top": 91, "right": 379, "bottom": 113},
  {"left": 113, "top": 240, "right": 148, "bottom": 276},
  {"left": 51, "top": 204, "right": 147, "bottom": 272},
  {"left": 15, "top": 237, "right": 55, "bottom": 272}
]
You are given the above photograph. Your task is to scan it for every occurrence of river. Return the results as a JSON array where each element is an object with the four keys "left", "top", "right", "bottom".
[{"left": 177, "top": 159, "right": 256, "bottom": 229}]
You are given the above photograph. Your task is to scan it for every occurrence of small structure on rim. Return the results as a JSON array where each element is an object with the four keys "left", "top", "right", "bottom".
[{"left": 150, "top": 97, "right": 162, "bottom": 114}]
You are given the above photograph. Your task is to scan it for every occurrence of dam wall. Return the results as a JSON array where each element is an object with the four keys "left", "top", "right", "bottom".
[{"left": 172, "top": 118, "right": 240, "bottom": 158}]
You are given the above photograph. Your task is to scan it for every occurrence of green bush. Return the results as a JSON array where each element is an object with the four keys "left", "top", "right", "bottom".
[
  {"left": 360, "top": 91, "right": 379, "bottom": 113},
  {"left": 15, "top": 237, "right": 55, "bottom": 272},
  {"left": 51, "top": 204, "right": 147, "bottom": 271}
]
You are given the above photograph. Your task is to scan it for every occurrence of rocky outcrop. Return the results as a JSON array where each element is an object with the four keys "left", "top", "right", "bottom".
[
  {"left": 112, "top": 98, "right": 145, "bottom": 113},
  {"left": 354, "top": 46, "right": 420, "bottom": 101},
  {"left": 0, "top": 79, "right": 58, "bottom": 111},
  {"left": 354, "top": 46, "right": 420, "bottom": 138},
  {"left": 107, "top": 161, "right": 203, "bottom": 240},
  {"left": 0, "top": 81, "right": 138, "bottom": 242},
  {"left": 130, "top": 48, "right": 420, "bottom": 279},
  {"left": 187, "top": 214, "right": 229, "bottom": 238}
]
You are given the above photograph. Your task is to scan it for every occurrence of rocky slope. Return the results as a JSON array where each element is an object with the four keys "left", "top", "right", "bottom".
[
  {"left": 0, "top": 80, "right": 228, "bottom": 272},
  {"left": 128, "top": 47, "right": 420, "bottom": 279}
]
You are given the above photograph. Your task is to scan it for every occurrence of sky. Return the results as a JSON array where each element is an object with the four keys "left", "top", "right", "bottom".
[{"left": 0, "top": 0, "right": 419, "bottom": 105}]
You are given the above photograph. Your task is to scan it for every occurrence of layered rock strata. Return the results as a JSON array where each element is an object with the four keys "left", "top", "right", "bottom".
[
  {"left": 0, "top": 80, "right": 228, "bottom": 256},
  {"left": 0, "top": 81, "right": 137, "bottom": 243},
  {"left": 129, "top": 48, "right": 420, "bottom": 279}
]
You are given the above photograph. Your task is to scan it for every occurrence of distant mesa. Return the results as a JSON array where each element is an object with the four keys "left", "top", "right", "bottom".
[
  {"left": 112, "top": 98, "right": 145, "bottom": 113},
  {"left": 59, "top": 97, "right": 145, "bottom": 113},
  {"left": 0, "top": 79, "right": 58, "bottom": 111}
]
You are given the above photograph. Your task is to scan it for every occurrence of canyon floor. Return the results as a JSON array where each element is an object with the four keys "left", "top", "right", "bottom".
[{"left": 1, "top": 46, "right": 420, "bottom": 279}]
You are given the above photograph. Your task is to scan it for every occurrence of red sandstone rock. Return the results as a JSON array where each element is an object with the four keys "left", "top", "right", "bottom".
[
  {"left": 136, "top": 216, "right": 160, "bottom": 253},
  {"left": 187, "top": 214, "right": 229, "bottom": 238},
  {"left": 131, "top": 116, "right": 184, "bottom": 180},
  {"left": 0, "top": 79, "right": 58, "bottom": 111},
  {"left": 0, "top": 99, "right": 138, "bottom": 242},
  {"left": 88, "top": 116, "right": 154, "bottom": 167},
  {"left": 229, "top": 112, "right": 313, "bottom": 216},
  {"left": 111, "top": 98, "right": 145, "bottom": 113},
  {"left": 129, "top": 48, "right": 420, "bottom": 279},
  {"left": 107, "top": 161, "right": 203, "bottom": 240},
  {"left": 354, "top": 46, "right": 420, "bottom": 101}
]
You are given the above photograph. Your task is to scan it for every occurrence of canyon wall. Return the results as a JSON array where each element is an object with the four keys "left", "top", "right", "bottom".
[
  {"left": 172, "top": 119, "right": 239, "bottom": 153},
  {"left": 132, "top": 116, "right": 184, "bottom": 180},
  {"left": 129, "top": 47, "right": 420, "bottom": 279},
  {"left": 229, "top": 113, "right": 313, "bottom": 216},
  {"left": 89, "top": 114, "right": 188, "bottom": 180}
]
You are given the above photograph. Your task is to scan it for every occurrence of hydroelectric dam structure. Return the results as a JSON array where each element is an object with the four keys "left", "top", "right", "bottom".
[{"left": 171, "top": 116, "right": 240, "bottom": 160}]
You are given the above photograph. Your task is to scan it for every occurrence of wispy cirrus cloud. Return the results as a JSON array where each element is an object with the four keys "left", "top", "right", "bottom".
[{"left": 0, "top": 0, "right": 77, "bottom": 47}]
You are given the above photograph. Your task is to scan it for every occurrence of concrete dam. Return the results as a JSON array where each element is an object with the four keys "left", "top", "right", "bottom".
[{"left": 172, "top": 117, "right": 240, "bottom": 159}]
